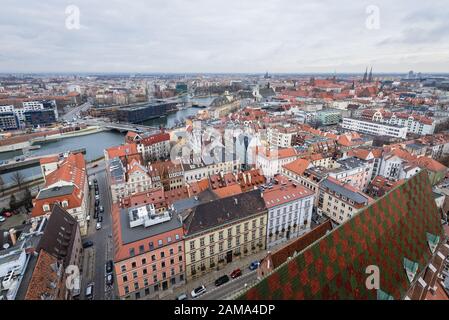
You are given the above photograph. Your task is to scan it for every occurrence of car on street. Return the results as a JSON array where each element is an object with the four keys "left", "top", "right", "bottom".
[
  {"left": 106, "top": 274, "right": 114, "bottom": 286},
  {"left": 191, "top": 285, "right": 206, "bottom": 298},
  {"left": 230, "top": 268, "right": 242, "bottom": 279},
  {"left": 95, "top": 199, "right": 99, "bottom": 206},
  {"left": 249, "top": 261, "right": 260, "bottom": 271},
  {"left": 95, "top": 194, "right": 100, "bottom": 200},
  {"left": 96, "top": 222, "right": 102, "bottom": 230},
  {"left": 95, "top": 190, "right": 99, "bottom": 195},
  {"left": 99, "top": 206, "right": 104, "bottom": 213},
  {"left": 82, "top": 240, "right": 94, "bottom": 248},
  {"left": 93, "top": 179, "right": 98, "bottom": 184},
  {"left": 94, "top": 211, "right": 99, "bottom": 219},
  {"left": 105, "top": 260, "right": 113, "bottom": 274},
  {"left": 176, "top": 293, "right": 188, "bottom": 300},
  {"left": 0, "top": 216, "right": 6, "bottom": 223},
  {"left": 98, "top": 216, "right": 103, "bottom": 223},
  {"left": 85, "top": 283, "right": 94, "bottom": 300},
  {"left": 215, "top": 275, "right": 230, "bottom": 287}
]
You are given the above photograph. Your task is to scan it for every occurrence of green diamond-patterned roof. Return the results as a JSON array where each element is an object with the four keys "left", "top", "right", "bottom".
[{"left": 239, "top": 171, "right": 443, "bottom": 300}]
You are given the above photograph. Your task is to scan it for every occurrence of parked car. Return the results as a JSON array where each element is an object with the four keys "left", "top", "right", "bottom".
[
  {"left": 96, "top": 222, "right": 102, "bottom": 230},
  {"left": 85, "top": 283, "right": 94, "bottom": 300},
  {"left": 0, "top": 216, "right": 6, "bottom": 223},
  {"left": 93, "top": 179, "right": 98, "bottom": 184},
  {"left": 99, "top": 206, "right": 104, "bottom": 213},
  {"left": 105, "top": 260, "right": 113, "bottom": 274},
  {"left": 95, "top": 194, "right": 100, "bottom": 200},
  {"left": 249, "top": 261, "right": 260, "bottom": 271},
  {"left": 82, "top": 240, "right": 94, "bottom": 248},
  {"left": 97, "top": 216, "right": 103, "bottom": 223},
  {"left": 215, "top": 275, "right": 230, "bottom": 287},
  {"left": 94, "top": 211, "right": 99, "bottom": 219},
  {"left": 95, "top": 199, "right": 99, "bottom": 206},
  {"left": 230, "top": 268, "right": 242, "bottom": 279},
  {"left": 106, "top": 274, "right": 114, "bottom": 286},
  {"left": 2, "top": 212, "right": 12, "bottom": 218},
  {"left": 176, "top": 293, "right": 188, "bottom": 300},
  {"left": 95, "top": 190, "right": 99, "bottom": 195},
  {"left": 191, "top": 285, "right": 206, "bottom": 298}
]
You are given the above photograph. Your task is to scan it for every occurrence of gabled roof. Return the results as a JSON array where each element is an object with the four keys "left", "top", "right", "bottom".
[
  {"left": 239, "top": 171, "right": 444, "bottom": 300},
  {"left": 282, "top": 158, "right": 310, "bottom": 176}
]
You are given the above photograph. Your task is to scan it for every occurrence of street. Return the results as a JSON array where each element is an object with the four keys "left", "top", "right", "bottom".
[
  {"left": 80, "top": 162, "right": 115, "bottom": 300},
  {"left": 62, "top": 101, "right": 92, "bottom": 121},
  {"left": 197, "top": 270, "right": 259, "bottom": 300}
]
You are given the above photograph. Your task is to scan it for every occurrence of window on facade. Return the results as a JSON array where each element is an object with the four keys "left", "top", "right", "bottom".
[
  {"left": 129, "top": 248, "right": 135, "bottom": 257},
  {"left": 152, "top": 264, "right": 156, "bottom": 272},
  {"left": 131, "top": 262, "right": 136, "bottom": 268},
  {"left": 142, "top": 258, "right": 146, "bottom": 265},
  {"left": 139, "top": 245, "right": 145, "bottom": 254},
  {"left": 121, "top": 265, "right": 126, "bottom": 272},
  {"left": 200, "top": 237, "right": 205, "bottom": 246},
  {"left": 161, "top": 251, "right": 165, "bottom": 259},
  {"left": 158, "top": 239, "right": 163, "bottom": 247},
  {"left": 133, "top": 271, "right": 138, "bottom": 279},
  {"left": 123, "top": 275, "right": 128, "bottom": 282},
  {"left": 190, "top": 241, "right": 195, "bottom": 250}
]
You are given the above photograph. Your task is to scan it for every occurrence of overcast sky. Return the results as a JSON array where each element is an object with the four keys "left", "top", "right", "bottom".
[{"left": 1, "top": 0, "right": 449, "bottom": 73}]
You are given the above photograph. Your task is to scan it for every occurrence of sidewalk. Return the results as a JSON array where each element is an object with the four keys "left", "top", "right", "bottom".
[{"left": 156, "top": 250, "right": 268, "bottom": 300}]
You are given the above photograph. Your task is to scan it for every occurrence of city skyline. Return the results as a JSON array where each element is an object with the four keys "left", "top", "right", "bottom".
[{"left": 1, "top": 0, "right": 449, "bottom": 73}]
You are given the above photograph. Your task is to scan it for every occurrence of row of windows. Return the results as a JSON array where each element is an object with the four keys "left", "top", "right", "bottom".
[
  {"left": 189, "top": 218, "right": 265, "bottom": 250},
  {"left": 128, "top": 236, "right": 181, "bottom": 257},
  {"left": 122, "top": 262, "right": 183, "bottom": 283},
  {"left": 189, "top": 230, "right": 264, "bottom": 262}
]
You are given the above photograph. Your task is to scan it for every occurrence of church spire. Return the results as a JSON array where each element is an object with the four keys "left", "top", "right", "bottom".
[
  {"left": 363, "top": 67, "right": 368, "bottom": 83},
  {"left": 368, "top": 66, "right": 373, "bottom": 83}
]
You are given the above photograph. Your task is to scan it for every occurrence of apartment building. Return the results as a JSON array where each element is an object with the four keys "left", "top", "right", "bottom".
[
  {"left": 267, "top": 125, "right": 298, "bottom": 148},
  {"left": 181, "top": 158, "right": 239, "bottom": 183},
  {"left": 263, "top": 178, "right": 315, "bottom": 249},
  {"left": 113, "top": 202, "right": 185, "bottom": 299},
  {"left": 341, "top": 118, "right": 407, "bottom": 139},
  {"left": 362, "top": 109, "right": 436, "bottom": 135},
  {"left": 31, "top": 153, "right": 89, "bottom": 236},
  {"left": 137, "top": 132, "right": 171, "bottom": 161},
  {"left": 182, "top": 190, "right": 268, "bottom": 281},
  {"left": 318, "top": 177, "right": 371, "bottom": 225},
  {"left": 329, "top": 157, "right": 373, "bottom": 191},
  {"left": 256, "top": 147, "right": 299, "bottom": 178}
]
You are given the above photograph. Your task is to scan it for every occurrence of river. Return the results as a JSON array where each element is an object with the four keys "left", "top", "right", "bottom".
[{"left": 0, "top": 100, "right": 215, "bottom": 186}]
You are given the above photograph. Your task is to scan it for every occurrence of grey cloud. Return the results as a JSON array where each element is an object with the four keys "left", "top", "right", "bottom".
[{"left": 0, "top": 0, "right": 448, "bottom": 73}]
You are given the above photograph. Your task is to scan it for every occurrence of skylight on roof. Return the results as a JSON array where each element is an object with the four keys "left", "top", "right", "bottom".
[
  {"left": 377, "top": 289, "right": 394, "bottom": 300},
  {"left": 426, "top": 232, "right": 440, "bottom": 253},
  {"left": 403, "top": 257, "right": 419, "bottom": 283}
]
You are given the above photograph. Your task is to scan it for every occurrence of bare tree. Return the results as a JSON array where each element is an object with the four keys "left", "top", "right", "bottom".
[
  {"left": 11, "top": 171, "right": 26, "bottom": 190},
  {"left": 0, "top": 175, "right": 4, "bottom": 196}
]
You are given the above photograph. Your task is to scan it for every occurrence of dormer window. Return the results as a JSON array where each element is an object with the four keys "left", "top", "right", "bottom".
[
  {"left": 403, "top": 257, "right": 419, "bottom": 283},
  {"left": 62, "top": 200, "right": 69, "bottom": 208},
  {"left": 377, "top": 289, "right": 394, "bottom": 300},
  {"left": 43, "top": 204, "right": 50, "bottom": 212},
  {"left": 426, "top": 232, "right": 440, "bottom": 253}
]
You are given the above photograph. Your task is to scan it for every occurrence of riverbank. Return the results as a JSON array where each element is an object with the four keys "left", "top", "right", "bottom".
[{"left": 30, "top": 126, "right": 107, "bottom": 145}]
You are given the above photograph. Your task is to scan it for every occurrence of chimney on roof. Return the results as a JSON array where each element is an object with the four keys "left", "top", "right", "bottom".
[
  {"left": 234, "top": 198, "right": 238, "bottom": 205},
  {"left": 9, "top": 228, "right": 17, "bottom": 246}
]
